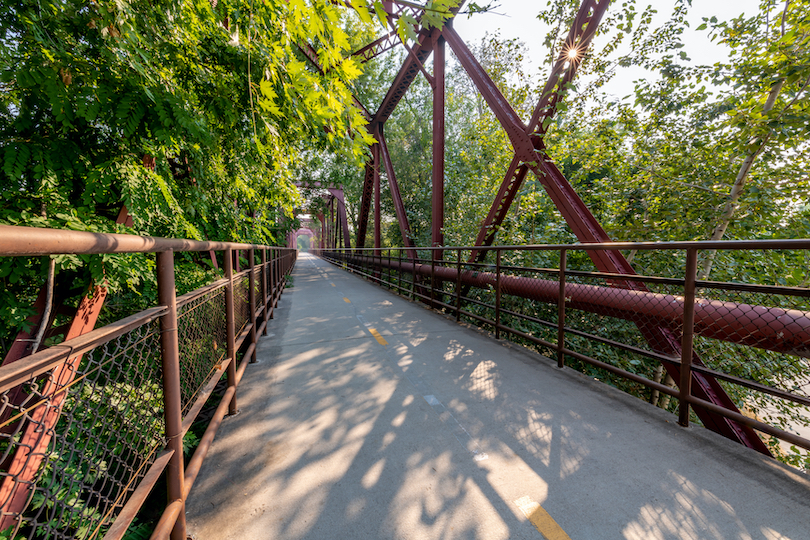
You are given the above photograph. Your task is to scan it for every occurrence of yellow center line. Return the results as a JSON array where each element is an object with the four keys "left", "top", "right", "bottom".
[
  {"left": 368, "top": 328, "right": 388, "bottom": 346},
  {"left": 514, "top": 496, "right": 571, "bottom": 540},
  {"left": 343, "top": 297, "right": 351, "bottom": 303},
  {"left": 331, "top": 283, "right": 336, "bottom": 287}
]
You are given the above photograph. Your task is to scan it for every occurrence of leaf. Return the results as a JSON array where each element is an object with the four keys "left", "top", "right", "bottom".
[{"left": 340, "top": 57, "right": 362, "bottom": 80}]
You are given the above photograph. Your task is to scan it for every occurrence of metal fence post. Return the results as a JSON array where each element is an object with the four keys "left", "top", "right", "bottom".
[
  {"left": 557, "top": 249, "right": 567, "bottom": 368},
  {"left": 398, "top": 248, "right": 403, "bottom": 292},
  {"left": 249, "top": 248, "right": 257, "bottom": 363},
  {"left": 156, "top": 250, "right": 187, "bottom": 540},
  {"left": 261, "top": 247, "right": 268, "bottom": 335},
  {"left": 430, "top": 252, "right": 436, "bottom": 307},
  {"left": 495, "top": 249, "right": 501, "bottom": 340},
  {"left": 270, "top": 248, "right": 276, "bottom": 317},
  {"left": 224, "top": 249, "right": 237, "bottom": 416},
  {"left": 456, "top": 248, "right": 462, "bottom": 322},
  {"left": 679, "top": 248, "right": 698, "bottom": 427},
  {"left": 410, "top": 254, "right": 416, "bottom": 301}
]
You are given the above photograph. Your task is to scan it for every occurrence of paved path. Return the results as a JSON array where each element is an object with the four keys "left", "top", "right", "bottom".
[{"left": 186, "top": 253, "right": 810, "bottom": 540}]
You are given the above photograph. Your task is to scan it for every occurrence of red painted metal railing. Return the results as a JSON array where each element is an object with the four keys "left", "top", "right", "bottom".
[
  {"left": 322, "top": 242, "right": 810, "bottom": 463},
  {"left": 0, "top": 225, "right": 296, "bottom": 540}
]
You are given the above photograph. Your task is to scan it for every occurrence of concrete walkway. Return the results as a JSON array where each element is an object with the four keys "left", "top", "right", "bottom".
[{"left": 186, "top": 253, "right": 810, "bottom": 540}]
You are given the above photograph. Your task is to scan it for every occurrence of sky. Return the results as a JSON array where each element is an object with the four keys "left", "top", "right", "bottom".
[{"left": 450, "top": 0, "right": 762, "bottom": 101}]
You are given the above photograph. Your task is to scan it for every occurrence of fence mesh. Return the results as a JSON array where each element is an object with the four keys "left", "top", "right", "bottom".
[
  {"left": 323, "top": 246, "right": 810, "bottom": 470},
  {"left": 178, "top": 287, "right": 228, "bottom": 414},
  {"left": 234, "top": 274, "right": 250, "bottom": 337},
  {"left": 693, "top": 286, "right": 810, "bottom": 466},
  {"left": 0, "top": 320, "right": 165, "bottom": 539},
  {"left": 0, "top": 247, "right": 295, "bottom": 539}
]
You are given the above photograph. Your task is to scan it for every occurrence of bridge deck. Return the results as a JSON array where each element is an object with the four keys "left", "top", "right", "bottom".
[{"left": 186, "top": 253, "right": 809, "bottom": 539}]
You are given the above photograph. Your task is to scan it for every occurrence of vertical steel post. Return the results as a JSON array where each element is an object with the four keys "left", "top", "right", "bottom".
[
  {"left": 495, "top": 249, "right": 502, "bottom": 340},
  {"left": 273, "top": 249, "right": 282, "bottom": 313},
  {"left": 335, "top": 201, "right": 339, "bottom": 250},
  {"left": 276, "top": 248, "right": 281, "bottom": 308},
  {"left": 249, "top": 248, "right": 257, "bottom": 363},
  {"left": 373, "top": 142, "right": 382, "bottom": 257},
  {"left": 432, "top": 34, "right": 445, "bottom": 260},
  {"left": 456, "top": 248, "right": 462, "bottom": 322},
  {"left": 224, "top": 249, "right": 237, "bottom": 415},
  {"left": 261, "top": 247, "right": 268, "bottom": 335},
  {"left": 430, "top": 252, "right": 436, "bottom": 306},
  {"left": 330, "top": 199, "right": 336, "bottom": 249},
  {"left": 410, "top": 255, "right": 416, "bottom": 301},
  {"left": 356, "top": 160, "right": 374, "bottom": 251},
  {"left": 679, "top": 248, "right": 698, "bottom": 427},
  {"left": 398, "top": 248, "right": 403, "bottom": 292},
  {"left": 318, "top": 213, "right": 325, "bottom": 251},
  {"left": 156, "top": 250, "right": 186, "bottom": 540},
  {"left": 557, "top": 249, "right": 567, "bottom": 368},
  {"left": 271, "top": 248, "right": 277, "bottom": 315}
]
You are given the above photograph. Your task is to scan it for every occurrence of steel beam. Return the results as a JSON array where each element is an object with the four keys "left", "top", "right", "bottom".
[
  {"left": 432, "top": 34, "right": 445, "bottom": 259},
  {"left": 468, "top": 0, "right": 611, "bottom": 260},
  {"left": 378, "top": 125, "right": 417, "bottom": 259},
  {"left": 447, "top": 3, "right": 766, "bottom": 453},
  {"left": 318, "top": 213, "right": 325, "bottom": 250},
  {"left": 529, "top": 0, "right": 609, "bottom": 137},
  {"left": 328, "top": 188, "right": 352, "bottom": 249},
  {"left": 372, "top": 28, "right": 438, "bottom": 126},
  {"left": 351, "top": 31, "right": 400, "bottom": 63},
  {"left": 355, "top": 156, "right": 376, "bottom": 250},
  {"left": 443, "top": 26, "right": 536, "bottom": 162},
  {"left": 374, "top": 142, "right": 382, "bottom": 254}
]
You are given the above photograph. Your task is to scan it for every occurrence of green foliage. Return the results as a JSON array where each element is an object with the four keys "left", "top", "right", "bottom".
[
  {"left": 121, "top": 520, "right": 153, "bottom": 540},
  {"left": 330, "top": 2, "right": 810, "bottom": 469},
  {"left": 0, "top": 0, "right": 396, "bottom": 352}
]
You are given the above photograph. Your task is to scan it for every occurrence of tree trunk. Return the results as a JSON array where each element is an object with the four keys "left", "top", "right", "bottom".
[{"left": 698, "top": 79, "right": 784, "bottom": 280}]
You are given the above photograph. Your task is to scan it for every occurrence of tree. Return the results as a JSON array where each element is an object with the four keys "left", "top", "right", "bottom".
[
  {"left": 335, "top": 1, "right": 810, "bottom": 468},
  {"left": 0, "top": 0, "right": 380, "bottom": 351}
]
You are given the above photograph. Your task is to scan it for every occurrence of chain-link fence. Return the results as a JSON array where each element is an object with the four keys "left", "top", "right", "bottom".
[
  {"left": 0, "top": 227, "right": 297, "bottom": 540},
  {"left": 323, "top": 242, "right": 810, "bottom": 471},
  {"left": 177, "top": 287, "right": 228, "bottom": 416},
  {"left": 0, "top": 318, "right": 165, "bottom": 539}
]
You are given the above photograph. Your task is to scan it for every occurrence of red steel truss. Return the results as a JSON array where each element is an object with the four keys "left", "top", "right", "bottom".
[{"left": 293, "top": 0, "right": 772, "bottom": 454}]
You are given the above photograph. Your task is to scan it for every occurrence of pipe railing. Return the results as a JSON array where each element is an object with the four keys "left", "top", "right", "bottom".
[
  {"left": 323, "top": 243, "right": 810, "bottom": 467},
  {"left": 0, "top": 225, "right": 297, "bottom": 540}
]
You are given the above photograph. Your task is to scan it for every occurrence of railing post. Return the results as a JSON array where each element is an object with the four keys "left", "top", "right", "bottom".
[
  {"left": 270, "top": 248, "right": 276, "bottom": 316},
  {"left": 557, "top": 249, "right": 567, "bottom": 368},
  {"left": 679, "top": 248, "right": 698, "bottom": 427},
  {"left": 410, "top": 254, "right": 416, "bottom": 301},
  {"left": 249, "top": 248, "right": 257, "bottom": 363},
  {"left": 456, "top": 248, "right": 462, "bottom": 322},
  {"left": 224, "top": 249, "right": 237, "bottom": 415},
  {"left": 261, "top": 247, "right": 268, "bottom": 335},
  {"left": 495, "top": 249, "right": 501, "bottom": 340},
  {"left": 430, "top": 252, "right": 436, "bottom": 307},
  {"left": 398, "top": 248, "right": 403, "bottom": 292},
  {"left": 156, "top": 250, "right": 187, "bottom": 540}
]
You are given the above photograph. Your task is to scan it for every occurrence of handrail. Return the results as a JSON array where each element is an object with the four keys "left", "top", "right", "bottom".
[
  {"left": 346, "top": 238, "right": 810, "bottom": 252},
  {"left": 0, "top": 224, "right": 265, "bottom": 256},
  {"left": 0, "top": 306, "right": 167, "bottom": 395},
  {"left": 323, "top": 243, "right": 810, "bottom": 465},
  {"left": 0, "top": 225, "right": 297, "bottom": 540}
]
